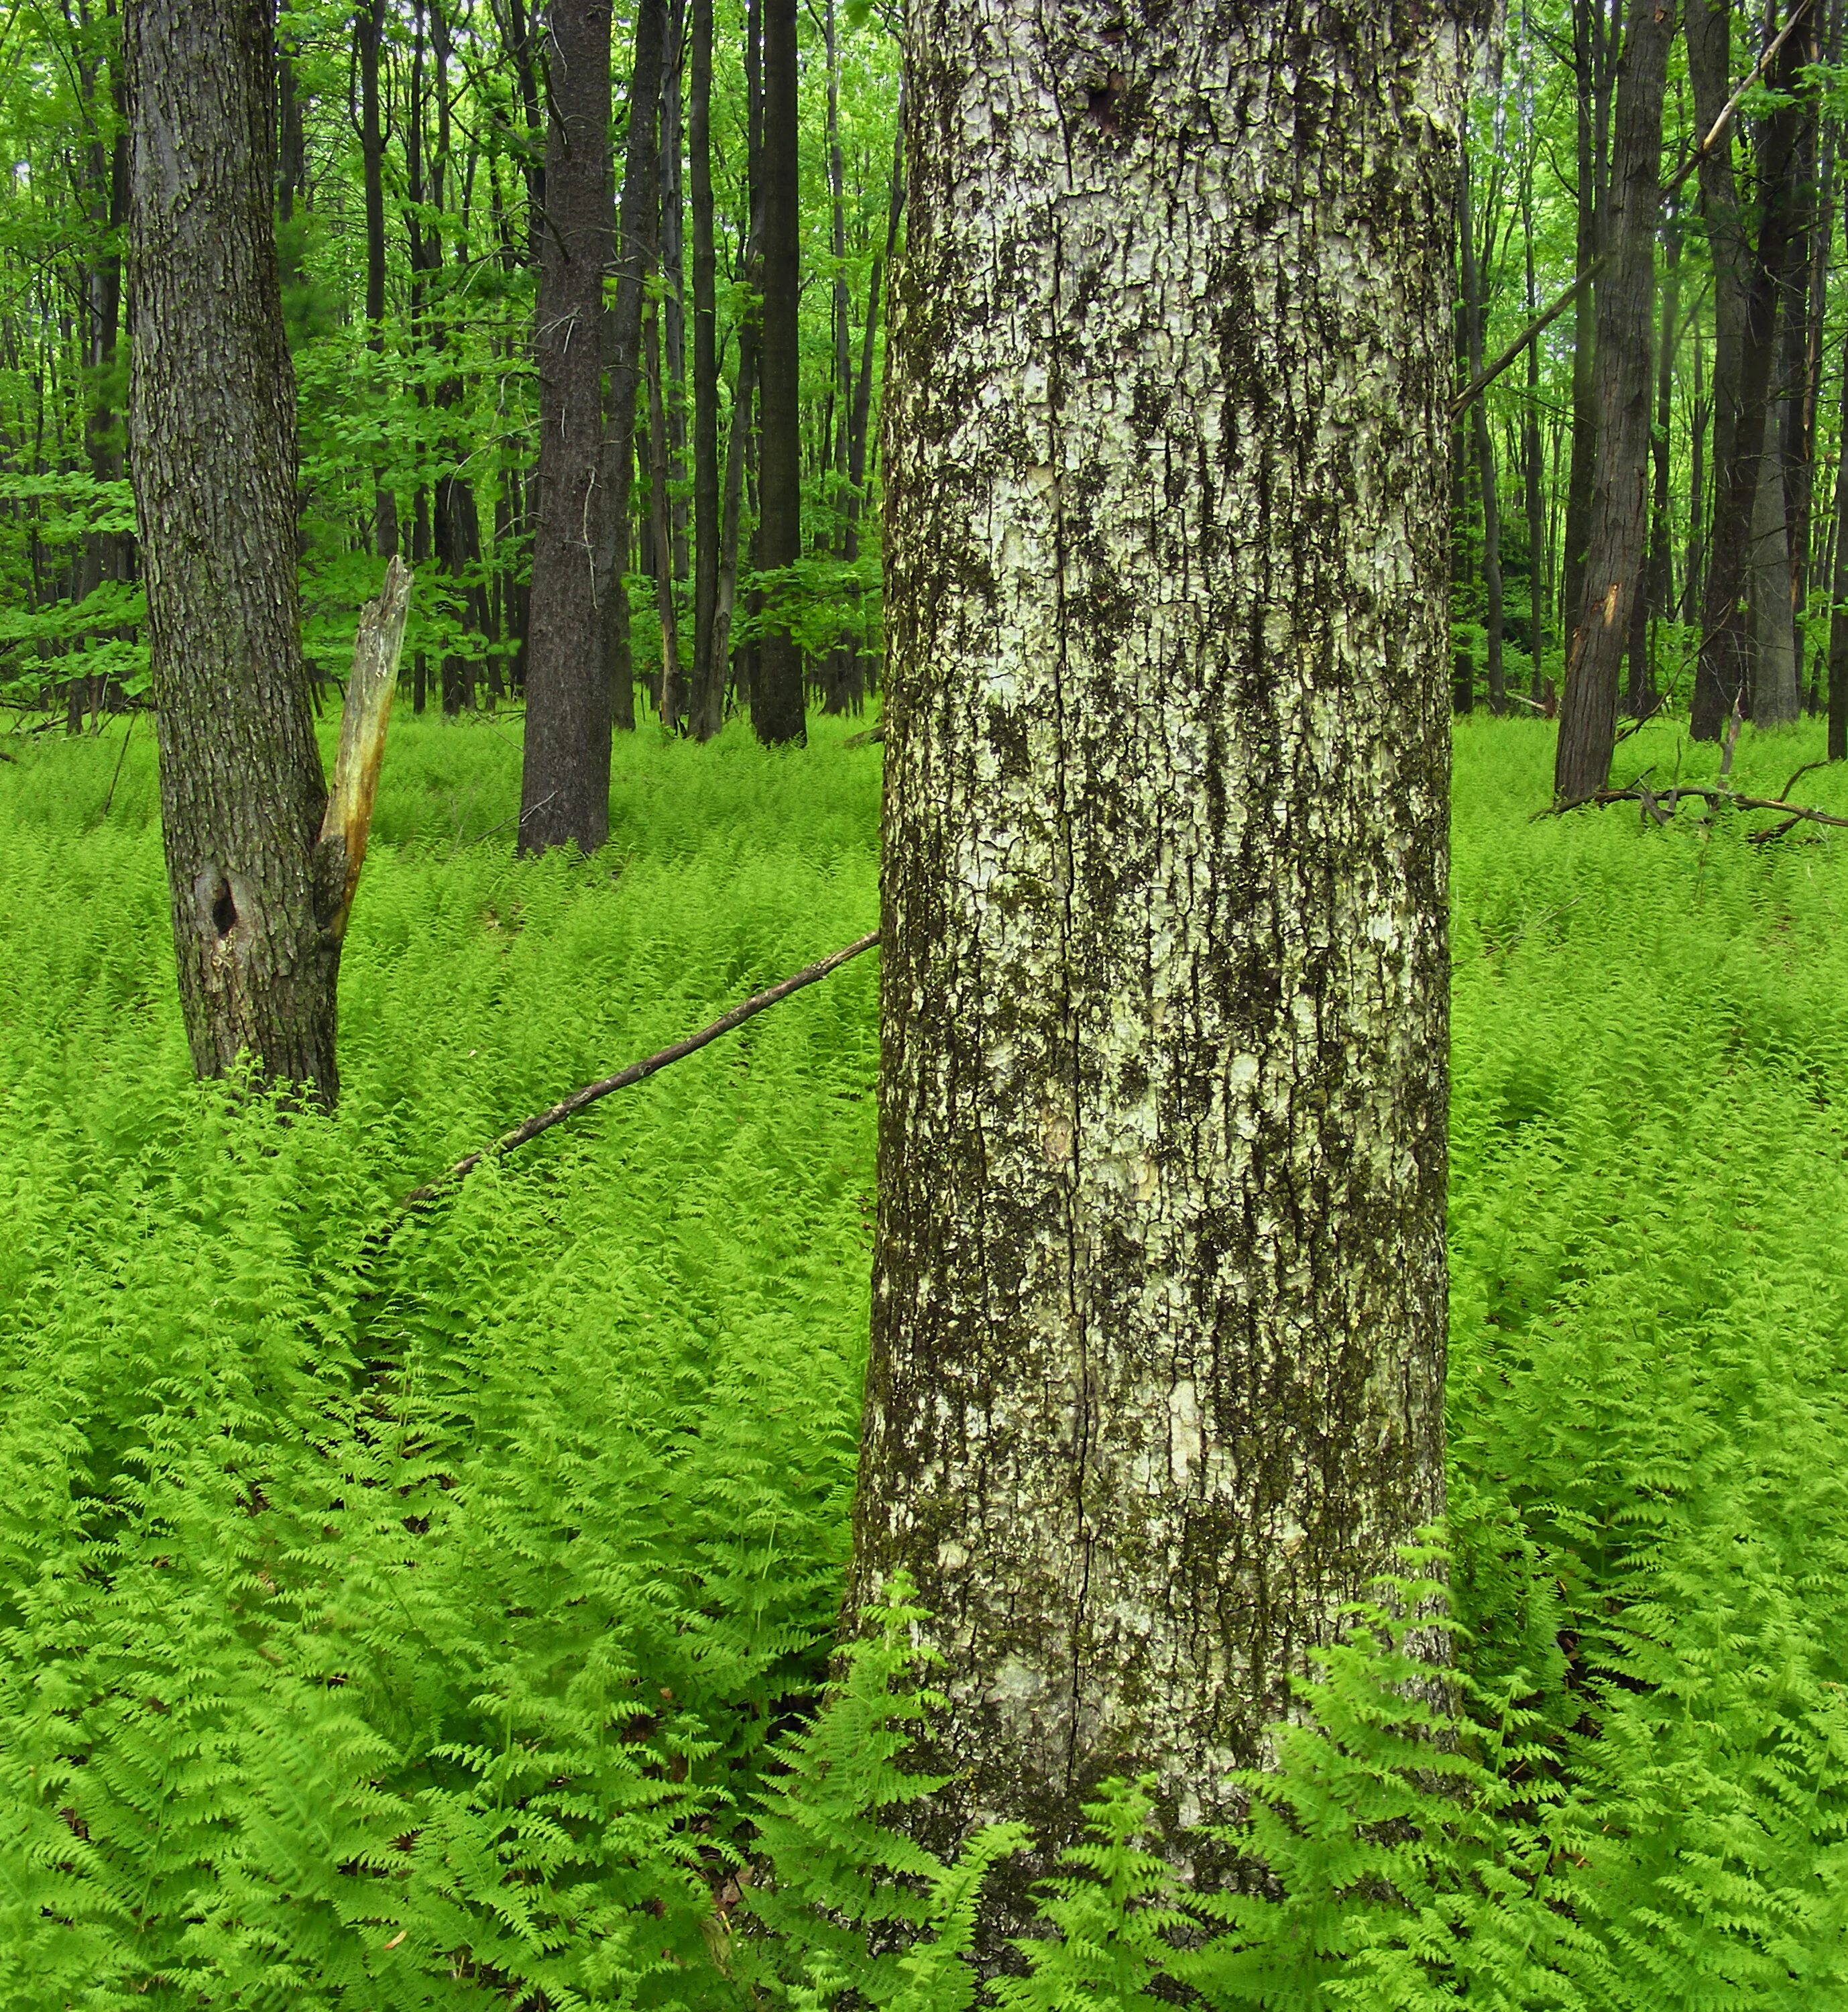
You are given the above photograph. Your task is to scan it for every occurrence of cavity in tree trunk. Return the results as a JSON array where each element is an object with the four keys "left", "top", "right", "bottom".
[
  {"left": 127, "top": 0, "right": 337, "bottom": 1097},
  {"left": 847, "top": 0, "right": 1472, "bottom": 1942},
  {"left": 752, "top": 0, "right": 805, "bottom": 745},
  {"left": 519, "top": 0, "right": 614, "bottom": 854},
  {"left": 597, "top": 0, "right": 667, "bottom": 734},
  {"left": 1554, "top": 0, "right": 1670, "bottom": 805}
]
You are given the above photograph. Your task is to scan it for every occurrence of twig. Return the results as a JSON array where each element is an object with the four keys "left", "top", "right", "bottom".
[
  {"left": 1780, "top": 758, "right": 1827, "bottom": 801},
  {"left": 396, "top": 930, "right": 880, "bottom": 1211},
  {"left": 1715, "top": 696, "right": 1744, "bottom": 787},
  {"left": 842, "top": 722, "right": 884, "bottom": 747},
  {"left": 99, "top": 714, "right": 133, "bottom": 816}
]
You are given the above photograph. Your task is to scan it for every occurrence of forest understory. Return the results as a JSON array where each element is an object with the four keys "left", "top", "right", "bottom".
[{"left": 1, "top": 711, "right": 1845, "bottom": 2007}]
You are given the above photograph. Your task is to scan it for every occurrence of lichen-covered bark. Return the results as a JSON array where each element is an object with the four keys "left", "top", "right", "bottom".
[
  {"left": 126, "top": 0, "right": 335, "bottom": 1095},
  {"left": 848, "top": 0, "right": 1475, "bottom": 1919}
]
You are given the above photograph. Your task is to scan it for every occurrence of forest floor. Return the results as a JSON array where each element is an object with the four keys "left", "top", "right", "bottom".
[{"left": 1, "top": 709, "right": 1845, "bottom": 2005}]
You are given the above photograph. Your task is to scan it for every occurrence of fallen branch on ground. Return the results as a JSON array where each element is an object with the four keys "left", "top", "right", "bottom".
[
  {"left": 396, "top": 930, "right": 880, "bottom": 1211},
  {"left": 841, "top": 722, "right": 884, "bottom": 746},
  {"left": 1556, "top": 779, "right": 1848, "bottom": 843}
]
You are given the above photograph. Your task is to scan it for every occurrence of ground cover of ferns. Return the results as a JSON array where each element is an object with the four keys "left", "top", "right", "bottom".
[{"left": 1, "top": 712, "right": 1845, "bottom": 2008}]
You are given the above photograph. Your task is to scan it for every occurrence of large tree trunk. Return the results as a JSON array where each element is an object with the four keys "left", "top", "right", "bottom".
[
  {"left": 752, "top": 0, "right": 805, "bottom": 744},
  {"left": 1554, "top": 0, "right": 1671, "bottom": 803},
  {"left": 126, "top": 0, "right": 337, "bottom": 1095},
  {"left": 518, "top": 0, "right": 614, "bottom": 854},
  {"left": 596, "top": 0, "right": 667, "bottom": 733},
  {"left": 846, "top": 0, "right": 1470, "bottom": 1939}
]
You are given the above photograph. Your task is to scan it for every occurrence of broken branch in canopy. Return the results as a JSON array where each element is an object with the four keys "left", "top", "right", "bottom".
[{"left": 396, "top": 928, "right": 880, "bottom": 1210}]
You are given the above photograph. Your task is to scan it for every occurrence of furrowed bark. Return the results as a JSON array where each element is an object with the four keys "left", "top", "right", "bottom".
[
  {"left": 519, "top": 0, "right": 614, "bottom": 854},
  {"left": 127, "top": 0, "right": 339, "bottom": 1099},
  {"left": 848, "top": 0, "right": 1474, "bottom": 1946}
]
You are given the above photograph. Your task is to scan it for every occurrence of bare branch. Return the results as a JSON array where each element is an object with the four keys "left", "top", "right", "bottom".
[{"left": 396, "top": 930, "right": 880, "bottom": 1211}]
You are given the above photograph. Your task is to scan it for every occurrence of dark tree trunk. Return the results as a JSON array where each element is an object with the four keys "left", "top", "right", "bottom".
[
  {"left": 1554, "top": 0, "right": 1672, "bottom": 802},
  {"left": 848, "top": 0, "right": 1468, "bottom": 1946},
  {"left": 126, "top": 0, "right": 338, "bottom": 1095},
  {"left": 357, "top": 0, "right": 398, "bottom": 558},
  {"left": 646, "top": 302, "right": 681, "bottom": 726},
  {"left": 752, "top": 0, "right": 804, "bottom": 744},
  {"left": 1690, "top": 0, "right": 1811, "bottom": 737},
  {"left": 596, "top": 0, "right": 668, "bottom": 734},
  {"left": 518, "top": 0, "right": 614, "bottom": 853},
  {"left": 661, "top": 0, "right": 690, "bottom": 593},
  {"left": 1560, "top": 0, "right": 1607, "bottom": 643},
  {"left": 687, "top": 0, "right": 722, "bottom": 738}
]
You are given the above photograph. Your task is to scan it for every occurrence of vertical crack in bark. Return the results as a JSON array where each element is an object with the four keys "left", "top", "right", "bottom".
[{"left": 1047, "top": 202, "right": 1090, "bottom": 1796}]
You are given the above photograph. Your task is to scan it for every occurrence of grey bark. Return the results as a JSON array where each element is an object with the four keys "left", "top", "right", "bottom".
[
  {"left": 519, "top": 0, "right": 614, "bottom": 854},
  {"left": 126, "top": 0, "right": 337, "bottom": 1095},
  {"left": 847, "top": 0, "right": 1472, "bottom": 1937},
  {"left": 1750, "top": 447, "right": 1802, "bottom": 723}
]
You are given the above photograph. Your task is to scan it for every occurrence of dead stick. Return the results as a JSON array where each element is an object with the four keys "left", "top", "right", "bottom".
[{"left": 397, "top": 929, "right": 880, "bottom": 1211}]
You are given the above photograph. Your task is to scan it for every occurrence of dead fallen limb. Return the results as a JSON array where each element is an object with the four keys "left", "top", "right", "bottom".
[
  {"left": 396, "top": 929, "right": 880, "bottom": 1211},
  {"left": 841, "top": 722, "right": 884, "bottom": 747},
  {"left": 1558, "top": 780, "right": 1848, "bottom": 842}
]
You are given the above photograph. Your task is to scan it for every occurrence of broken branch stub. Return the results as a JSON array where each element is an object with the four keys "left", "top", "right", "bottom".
[{"left": 319, "top": 555, "right": 412, "bottom": 942}]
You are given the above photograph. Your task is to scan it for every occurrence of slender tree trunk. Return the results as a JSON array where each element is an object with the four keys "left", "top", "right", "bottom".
[
  {"left": 835, "top": 99, "right": 905, "bottom": 716},
  {"left": 1554, "top": 0, "right": 1672, "bottom": 802},
  {"left": 752, "top": 0, "right": 805, "bottom": 744},
  {"left": 1686, "top": 316, "right": 1707, "bottom": 620},
  {"left": 660, "top": 0, "right": 691, "bottom": 592},
  {"left": 848, "top": 1, "right": 1470, "bottom": 1944},
  {"left": 1561, "top": 0, "right": 1605, "bottom": 642},
  {"left": 357, "top": 0, "right": 398, "bottom": 559},
  {"left": 1633, "top": 213, "right": 1680, "bottom": 718},
  {"left": 647, "top": 302, "right": 681, "bottom": 726},
  {"left": 518, "top": 0, "right": 614, "bottom": 853},
  {"left": 687, "top": 0, "right": 722, "bottom": 738},
  {"left": 596, "top": 0, "right": 668, "bottom": 733},
  {"left": 1829, "top": 328, "right": 1848, "bottom": 757},
  {"left": 126, "top": 0, "right": 338, "bottom": 1094},
  {"left": 1460, "top": 150, "right": 1505, "bottom": 716},
  {"left": 1523, "top": 95, "right": 1548, "bottom": 705}
]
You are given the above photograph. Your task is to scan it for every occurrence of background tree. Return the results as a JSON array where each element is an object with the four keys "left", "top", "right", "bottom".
[
  {"left": 125, "top": 0, "right": 341, "bottom": 1093},
  {"left": 847, "top": 0, "right": 1474, "bottom": 1940},
  {"left": 518, "top": 0, "right": 614, "bottom": 854}
]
